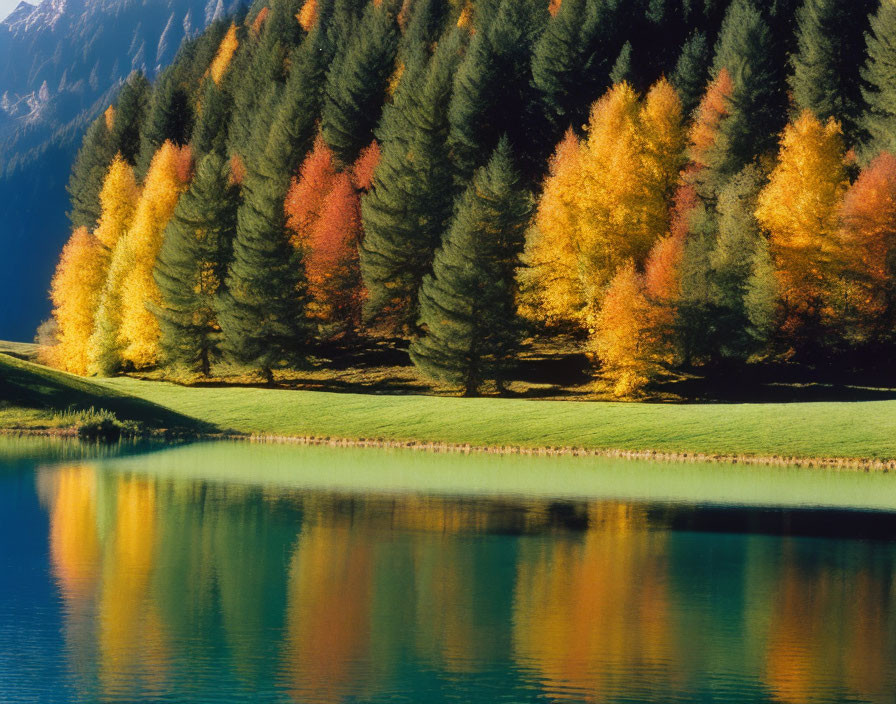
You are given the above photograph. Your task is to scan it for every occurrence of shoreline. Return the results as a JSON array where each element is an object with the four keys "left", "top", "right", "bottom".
[{"left": 3, "top": 426, "right": 895, "bottom": 472}]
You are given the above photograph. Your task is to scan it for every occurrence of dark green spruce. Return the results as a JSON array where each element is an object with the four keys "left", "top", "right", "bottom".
[
  {"left": 153, "top": 154, "right": 239, "bottom": 375},
  {"left": 360, "top": 27, "right": 466, "bottom": 330},
  {"left": 320, "top": 0, "right": 400, "bottom": 165},
  {"left": 410, "top": 139, "right": 532, "bottom": 396},
  {"left": 137, "top": 67, "right": 195, "bottom": 174},
  {"left": 789, "top": 0, "right": 874, "bottom": 142},
  {"left": 861, "top": 0, "right": 896, "bottom": 160}
]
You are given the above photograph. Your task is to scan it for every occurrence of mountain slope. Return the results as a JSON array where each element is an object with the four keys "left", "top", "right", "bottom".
[{"left": 0, "top": 0, "right": 246, "bottom": 340}]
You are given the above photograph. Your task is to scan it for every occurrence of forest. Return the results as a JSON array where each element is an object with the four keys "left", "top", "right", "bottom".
[{"left": 38, "top": 0, "right": 896, "bottom": 397}]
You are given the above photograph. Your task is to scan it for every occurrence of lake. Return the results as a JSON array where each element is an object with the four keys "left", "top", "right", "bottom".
[{"left": 2, "top": 437, "right": 896, "bottom": 703}]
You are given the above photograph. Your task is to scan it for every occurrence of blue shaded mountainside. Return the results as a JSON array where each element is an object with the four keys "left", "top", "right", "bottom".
[{"left": 0, "top": 0, "right": 245, "bottom": 340}]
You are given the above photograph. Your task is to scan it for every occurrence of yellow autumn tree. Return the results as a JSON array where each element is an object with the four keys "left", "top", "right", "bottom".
[
  {"left": 297, "top": 0, "right": 317, "bottom": 31},
  {"left": 209, "top": 23, "right": 239, "bottom": 86},
  {"left": 755, "top": 110, "right": 849, "bottom": 340},
  {"left": 519, "top": 129, "right": 586, "bottom": 326},
  {"left": 46, "top": 228, "right": 109, "bottom": 374},
  {"left": 88, "top": 156, "right": 141, "bottom": 375},
  {"left": 592, "top": 262, "right": 659, "bottom": 396},
  {"left": 116, "top": 141, "right": 192, "bottom": 369},
  {"left": 522, "top": 80, "right": 685, "bottom": 335}
]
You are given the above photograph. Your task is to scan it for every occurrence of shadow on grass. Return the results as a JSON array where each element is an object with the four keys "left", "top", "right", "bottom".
[{"left": 0, "top": 354, "right": 215, "bottom": 432}]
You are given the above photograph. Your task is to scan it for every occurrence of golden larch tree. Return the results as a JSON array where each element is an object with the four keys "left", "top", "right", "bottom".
[
  {"left": 47, "top": 228, "right": 110, "bottom": 375},
  {"left": 519, "top": 129, "right": 586, "bottom": 327},
  {"left": 756, "top": 110, "right": 849, "bottom": 338},
  {"left": 117, "top": 141, "right": 192, "bottom": 369},
  {"left": 209, "top": 23, "right": 239, "bottom": 85},
  {"left": 87, "top": 156, "right": 141, "bottom": 375}
]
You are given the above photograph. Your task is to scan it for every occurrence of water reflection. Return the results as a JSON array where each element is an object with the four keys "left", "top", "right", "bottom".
[{"left": 34, "top": 463, "right": 896, "bottom": 703}]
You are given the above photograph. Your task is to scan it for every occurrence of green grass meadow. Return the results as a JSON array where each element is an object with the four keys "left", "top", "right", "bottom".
[{"left": 2, "top": 351, "right": 895, "bottom": 460}]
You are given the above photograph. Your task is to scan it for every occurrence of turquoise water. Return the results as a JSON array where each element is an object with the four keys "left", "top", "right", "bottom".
[{"left": 2, "top": 438, "right": 896, "bottom": 703}]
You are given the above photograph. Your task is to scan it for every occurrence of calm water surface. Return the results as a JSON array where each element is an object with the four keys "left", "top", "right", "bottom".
[{"left": 2, "top": 437, "right": 896, "bottom": 703}]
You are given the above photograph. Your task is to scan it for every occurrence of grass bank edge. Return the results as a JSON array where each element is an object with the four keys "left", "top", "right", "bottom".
[{"left": 3, "top": 353, "right": 896, "bottom": 465}]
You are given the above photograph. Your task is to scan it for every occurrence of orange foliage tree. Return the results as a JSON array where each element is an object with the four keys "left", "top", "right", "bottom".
[
  {"left": 87, "top": 156, "right": 140, "bottom": 375},
  {"left": 522, "top": 80, "right": 685, "bottom": 344},
  {"left": 838, "top": 152, "right": 896, "bottom": 342},
  {"left": 209, "top": 23, "right": 239, "bottom": 86},
  {"left": 285, "top": 138, "right": 378, "bottom": 336},
  {"left": 592, "top": 262, "right": 664, "bottom": 396},
  {"left": 756, "top": 110, "right": 849, "bottom": 345}
]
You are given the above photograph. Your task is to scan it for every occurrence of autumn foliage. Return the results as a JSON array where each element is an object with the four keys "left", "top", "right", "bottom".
[
  {"left": 756, "top": 110, "right": 848, "bottom": 341},
  {"left": 837, "top": 152, "right": 896, "bottom": 340},
  {"left": 285, "top": 137, "right": 378, "bottom": 335},
  {"left": 117, "top": 142, "right": 193, "bottom": 368},
  {"left": 209, "top": 24, "right": 239, "bottom": 86},
  {"left": 46, "top": 228, "right": 109, "bottom": 374}
]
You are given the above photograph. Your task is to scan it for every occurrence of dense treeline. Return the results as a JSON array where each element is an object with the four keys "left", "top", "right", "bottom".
[{"left": 41, "top": 0, "right": 896, "bottom": 395}]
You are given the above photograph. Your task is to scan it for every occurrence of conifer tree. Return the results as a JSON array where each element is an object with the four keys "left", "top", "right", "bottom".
[
  {"left": 861, "top": 0, "right": 896, "bottom": 160},
  {"left": 109, "top": 71, "right": 151, "bottom": 165},
  {"left": 320, "top": 0, "right": 400, "bottom": 165},
  {"left": 192, "top": 79, "right": 233, "bottom": 157},
  {"left": 706, "top": 0, "right": 785, "bottom": 195},
  {"left": 671, "top": 30, "right": 710, "bottom": 117},
  {"left": 531, "top": 0, "right": 620, "bottom": 137},
  {"left": 609, "top": 41, "right": 634, "bottom": 85},
  {"left": 447, "top": 0, "right": 549, "bottom": 181},
  {"left": 709, "top": 166, "right": 777, "bottom": 359},
  {"left": 789, "top": 0, "right": 874, "bottom": 143},
  {"left": 137, "top": 69, "right": 195, "bottom": 175},
  {"left": 410, "top": 139, "right": 532, "bottom": 395},
  {"left": 217, "top": 171, "right": 309, "bottom": 380},
  {"left": 151, "top": 154, "right": 238, "bottom": 375},
  {"left": 360, "top": 27, "right": 466, "bottom": 330},
  {"left": 67, "top": 116, "right": 116, "bottom": 230}
]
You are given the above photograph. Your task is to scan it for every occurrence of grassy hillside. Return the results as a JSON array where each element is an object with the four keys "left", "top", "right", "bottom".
[
  {"left": 0, "top": 353, "right": 205, "bottom": 430},
  {"left": 2, "top": 352, "right": 894, "bottom": 461}
]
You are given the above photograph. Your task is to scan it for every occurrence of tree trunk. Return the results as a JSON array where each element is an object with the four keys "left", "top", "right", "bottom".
[
  {"left": 262, "top": 366, "right": 274, "bottom": 385},
  {"left": 200, "top": 347, "right": 210, "bottom": 377}
]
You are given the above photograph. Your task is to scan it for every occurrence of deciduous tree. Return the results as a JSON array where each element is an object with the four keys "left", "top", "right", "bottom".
[
  {"left": 756, "top": 110, "right": 848, "bottom": 348},
  {"left": 117, "top": 142, "right": 193, "bottom": 369},
  {"left": 47, "top": 228, "right": 108, "bottom": 375}
]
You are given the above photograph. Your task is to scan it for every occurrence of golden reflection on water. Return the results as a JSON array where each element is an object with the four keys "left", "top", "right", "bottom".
[{"left": 36, "top": 465, "right": 896, "bottom": 703}]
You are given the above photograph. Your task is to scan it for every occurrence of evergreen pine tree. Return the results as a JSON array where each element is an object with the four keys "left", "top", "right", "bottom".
[
  {"left": 410, "top": 139, "right": 532, "bottom": 395},
  {"left": 671, "top": 30, "right": 710, "bottom": 117},
  {"left": 609, "top": 40, "right": 634, "bottom": 85},
  {"left": 137, "top": 68, "right": 196, "bottom": 175},
  {"left": 109, "top": 71, "right": 151, "bottom": 165},
  {"left": 360, "top": 27, "right": 466, "bottom": 329},
  {"left": 153, "top": 154, "right": 239, "bottom": 375},
  {"left": 320, "top": 0, "right": 400, "bottom": 165},
  {"left": 447, "top": 0, "right": 549, "bottom": 182},
  {"left": 67, "top": 116, "right": 115, "bottom": 230},
  {"left": 698, "top": 0, "right": 784, "bottom": 199},
  {"left": 709, "top": 166, "right": 777, "bottom": 360},
  {"left": 861, "top": 0, "right": 896, "bottom": 160},
  {"left": 192, "top": 79, "right": 233, "bottom": 157},
  {"left": 531, "top": 0, "right": 621, "bottom": 136},
  {"left": 790, "top": 0, "right": 874, "bottom": 143}
]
